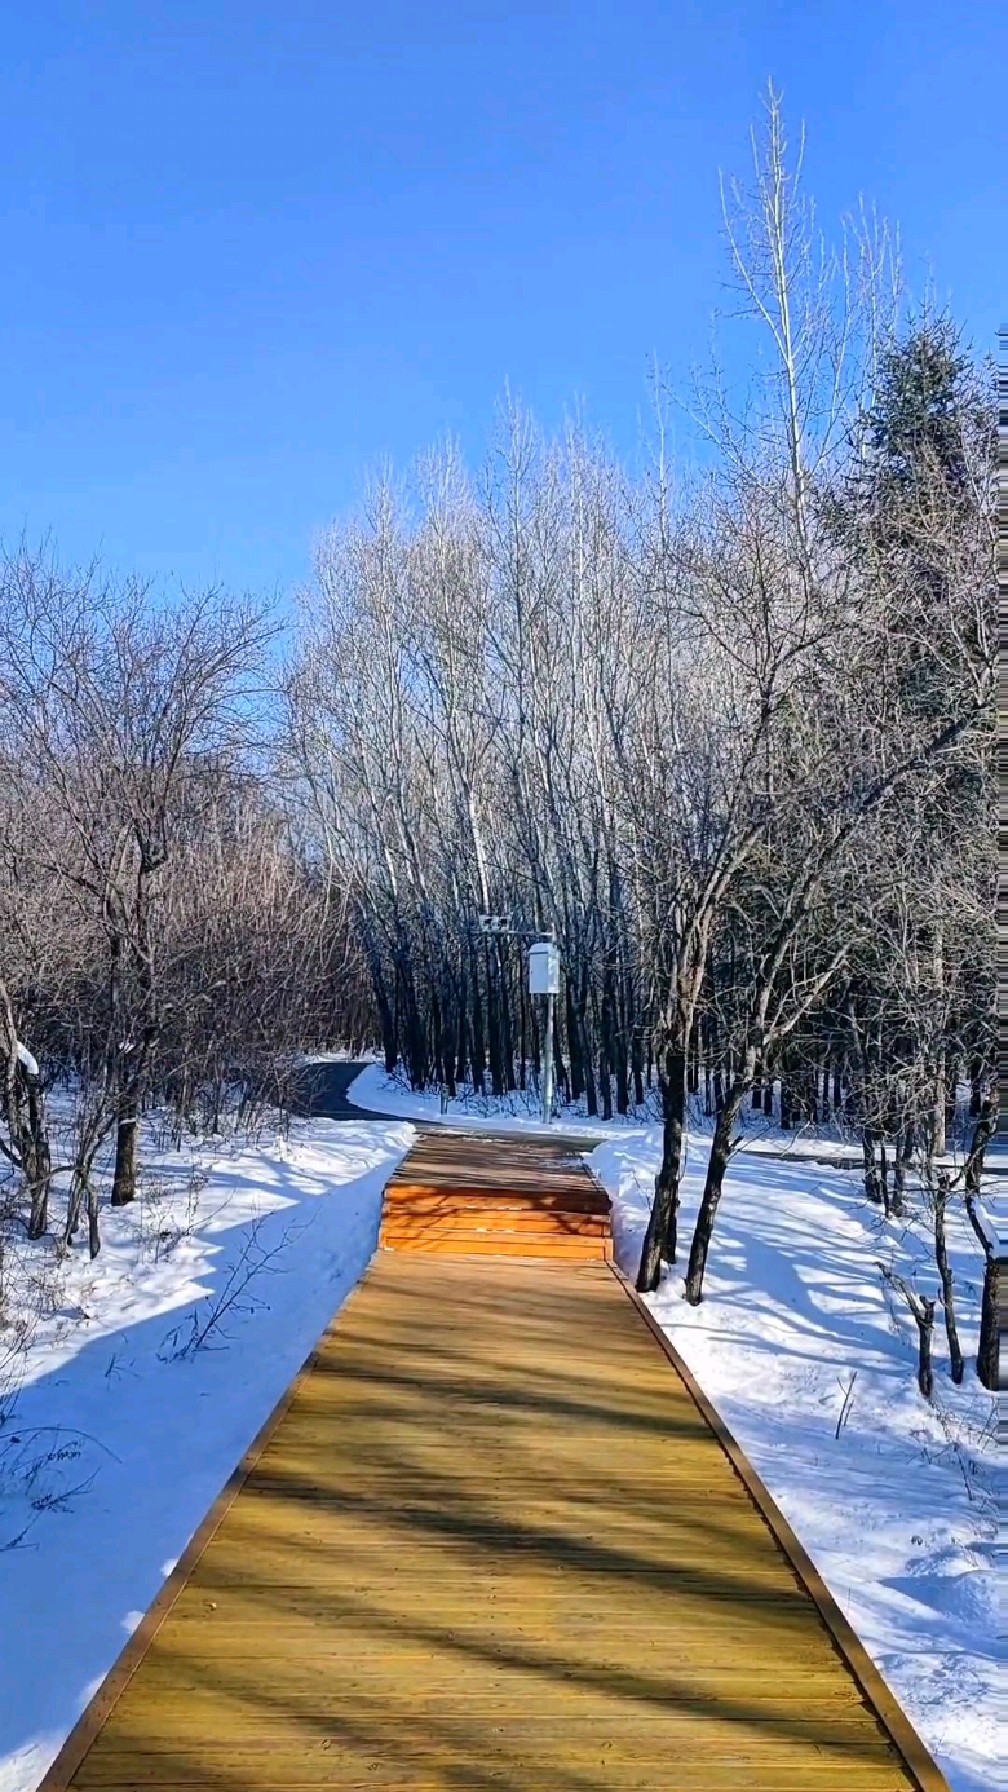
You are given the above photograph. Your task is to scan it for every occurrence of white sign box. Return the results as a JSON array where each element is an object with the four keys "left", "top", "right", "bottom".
[{"left": 528, "top": 942, "right": 560, "bottom": 996}]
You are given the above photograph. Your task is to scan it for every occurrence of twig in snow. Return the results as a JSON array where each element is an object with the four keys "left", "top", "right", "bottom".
[
  {"left": 158, "top": 1215, "right": 302, "bottom": 1361},
  {"left": 835, "top": 1370, "right": 857, "bottom": 1438}
]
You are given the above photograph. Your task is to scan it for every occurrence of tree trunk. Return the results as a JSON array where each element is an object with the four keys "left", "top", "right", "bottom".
[
  {"left": 369, "top": 960, "right": 396, "bottom": 1068},
  {"left": 88, "top": 1173, "right": 101, "bottom": 1261},
  {"left": 566, "top": 977, "right": 583, "bottom": 1101},
  {"left": 26, "top": 1080, "right": 52, "bottom": 1240},
  {"left": 470, "top": 945, "right": 486, "bottom": 1092},
  {"left": 915, "top": 1298, "right": 935, "bottom": 1400},
  {"left": 456, "top": 961, "right": 469, "bottom": 1088},
  {"left": 498, "top": 941, "right": 515, "bottom": 1093},
  {"left": 891, "top": 1123, "right": 909, "bottom": 1218},
  {"left": 485, "top": 942, "right": 503, "bottom": 1096},
  {"left": 684, "top": 1093, "right": 738, "bottom": 1306},
  {"left": 580, "top": 1004, "right": 598, "bottom": 1117},
  {"left": 430, "top": 995, "right": 438, "bottom": 1086},
  {"left": 846, "top": 1002, "right": 878, "bottom": 1199},
  {"left": 932, "top": 1051, "right": 947, "bottom": 1158},
  {"left": 965, "top": 1098, "right": 1001, "bottom": 1389},
  {"left": 975, "top": 1255, "right": 1002, "bottom": 1391},
  {"left": 519, "top": 977, "right": 527, "bottom": 1091},
  {"left": 712, "top": 1026, "right": 724, "bottom": 1115},
  {"left": 779, "top": 1068, "right": 793, "bottom": 1130},
  {"left": 443, "top": 979, "right": 457, "bottom": 1097},
  {"left": 553, "top": 1011, "right": 566, "bottom": 1110},
  {"left": 934, "top": 1178, "right": 963, "bottom": 1384},
  {"left": 111, "top": 1097, "right": 139, "bottom": 1206},
  {"left": 636, "top": 1035, "right": 688, "bottom": 1290},
  {"left": 64, "top": 1170, "right": 84, "bottom": 1247},
  {"left": 931, "top": 923, "right": 946, "bottom": 1156},
  {"left": 862, "top": 1125, "right": 881, "bottom": 1204},
  {"left": 631, "top": 1027, "right": 644, "bottom": 1108},
  {"left": 599, "top": 1040, "right": 612, "bottom": 1121},
  {"left": 614, "top": 1017, "right": 629, "bottom": 1116}
]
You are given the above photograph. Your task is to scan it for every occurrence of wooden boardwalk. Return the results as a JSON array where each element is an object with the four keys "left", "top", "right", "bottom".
[
  {"left": 39, "top": 1143, "right": 948, "bottom": 1791},
  {"left": 379, "top": 1129, "right": 614, "bottom": 1260}
]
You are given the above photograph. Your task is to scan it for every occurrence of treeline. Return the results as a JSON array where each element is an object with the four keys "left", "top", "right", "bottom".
[
  {"left": 284, "top": 102, "right": 997, "bottom": 1378},
  {"left": 0, "top": 562, "right": 371, "bottom": 1260},
  {"left": 0, "top": 96, "right": 997, "bottom": 1388}
]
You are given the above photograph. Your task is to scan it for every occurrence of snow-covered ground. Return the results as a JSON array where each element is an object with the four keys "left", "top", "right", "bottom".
[
  {"left": 349, "top": 1060, "right": 1007, "bottom": 1168},
  {"left": 0, "top": 1110, "right": 412, "bottom": 1792},
  {"left": 592, "top": 1129, "right": 999, "bottom": 1792},
  {"left": 1, "top": 1063, "right": 998, "bottom": 1792},
  {"left": 349, "top": 1065, "right": 1000, "bottom": 1792},
  {"left": 349, "top": 1059, "right": 623, "bottom": 1136}
]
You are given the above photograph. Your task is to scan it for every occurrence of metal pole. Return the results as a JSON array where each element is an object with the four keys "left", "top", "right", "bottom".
[{"left": 543, "top": 991, "right": 554, "bottom": 1126}]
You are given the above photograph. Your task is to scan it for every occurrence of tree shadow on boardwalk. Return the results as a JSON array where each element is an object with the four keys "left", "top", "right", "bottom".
[{"left": 49, "top": 1255, "right": 927, "bottom": 1791}]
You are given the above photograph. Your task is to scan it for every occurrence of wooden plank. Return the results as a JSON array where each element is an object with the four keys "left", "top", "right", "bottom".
[
  {"left": 379, "top": 1134, "right": 615, "bottom": 1260},
  {"left": 378, "top": 1237, "right": 613, "bottom": 1261},
  {"left": 382, "top": 1182, "right": 611, "bottom": 1214},
  {"left": 38, "top": 1248, "right": 946, "bottom": 1792},
  {"left": 385, "top": 1134, "right": 612, "bottom": 1210},
  {"left": 380, "top": 1135, "right": 614, "bottom": 1261},
  {"left": 378, "top": 1212, "right": 610, "bottom": 1235}
]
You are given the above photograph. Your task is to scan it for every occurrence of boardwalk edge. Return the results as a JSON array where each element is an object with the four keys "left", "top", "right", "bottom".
[
  {"left": 607, "top": 1258, "right": 951, "bottom": 1792},
  {"left": 32, "top": 1254, "right": 385, "bottom": 1792}
]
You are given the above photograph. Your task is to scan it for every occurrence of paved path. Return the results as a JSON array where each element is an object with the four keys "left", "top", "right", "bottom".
[
  {"left": 288, "top": 1058, "right": 395, "bottom": 1122},
  {"left": 40, "top": 1234, "right": 945, "bottom": 1789},
  {"left": 290, "top": 1059, "right": 603, "bottom": 1151}
]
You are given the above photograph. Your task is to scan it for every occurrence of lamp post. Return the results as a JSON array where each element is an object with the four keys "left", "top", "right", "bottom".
[
  {"left": 528, "top": 937, "right": 560, "bottom": 1126},
  {"left": 475, "top": 914, "right": 561, "bottom": 1126}
]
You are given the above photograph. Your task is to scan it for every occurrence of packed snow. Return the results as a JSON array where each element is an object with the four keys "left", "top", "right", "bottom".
[
  {"left": 349, "top": 1058, "right": 621, "bottom": 1137},
  {"left": 348, "top": 1061, "right": 1007, "bottom": 1169},
  {"left": 0, "top": 1109, "right": 412, "bottom": 1792}
]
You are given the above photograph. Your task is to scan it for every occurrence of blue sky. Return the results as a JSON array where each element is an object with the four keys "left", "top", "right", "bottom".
[{"left": 1, "top": 1, "right": 1002, "bottom": 598}]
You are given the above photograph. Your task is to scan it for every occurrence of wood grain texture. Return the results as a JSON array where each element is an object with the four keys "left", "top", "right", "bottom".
[
  {"left": 380, "top": 1131, "right": 614, "bottom": 1259},
  {"left": 36, "top": 1246, "right": 947, "bottom": 1792}
]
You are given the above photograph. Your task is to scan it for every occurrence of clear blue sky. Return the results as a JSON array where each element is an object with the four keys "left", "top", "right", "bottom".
[{"left": 1, "top": 1, "right": 1002, "bottom": 598}]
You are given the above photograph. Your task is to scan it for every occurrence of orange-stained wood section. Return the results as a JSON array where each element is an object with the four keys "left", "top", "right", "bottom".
[{"left": 378, "top": 1129, "right": 614, "bottom": 1259}]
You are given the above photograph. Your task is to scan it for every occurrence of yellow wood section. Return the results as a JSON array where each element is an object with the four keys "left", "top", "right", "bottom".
[
  {"left": 41, "top": 1253, "right": 945, "bottom": 1792},
  {"left": 380, "top": 1130, "right": 613, "bottom": 1260}
]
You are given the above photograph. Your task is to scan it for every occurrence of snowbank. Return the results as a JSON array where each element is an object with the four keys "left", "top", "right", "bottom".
[
  {"left": 346, "top": 1060, "right": 623, "bottom": 1137},
  {"left": 590, "top": 1128, "right": 999, "bottom": 1792},
  {"left": 0, "top": 1112, "right": 412, "bottom": 1792},
  {"left": 347, "top": 1063, "right": 1007, "bottom": 1172}
]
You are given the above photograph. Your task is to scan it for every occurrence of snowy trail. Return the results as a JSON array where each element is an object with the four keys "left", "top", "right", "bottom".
[{"left": 0, "top": 1113, "right": 412, "bottom": 1792}]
